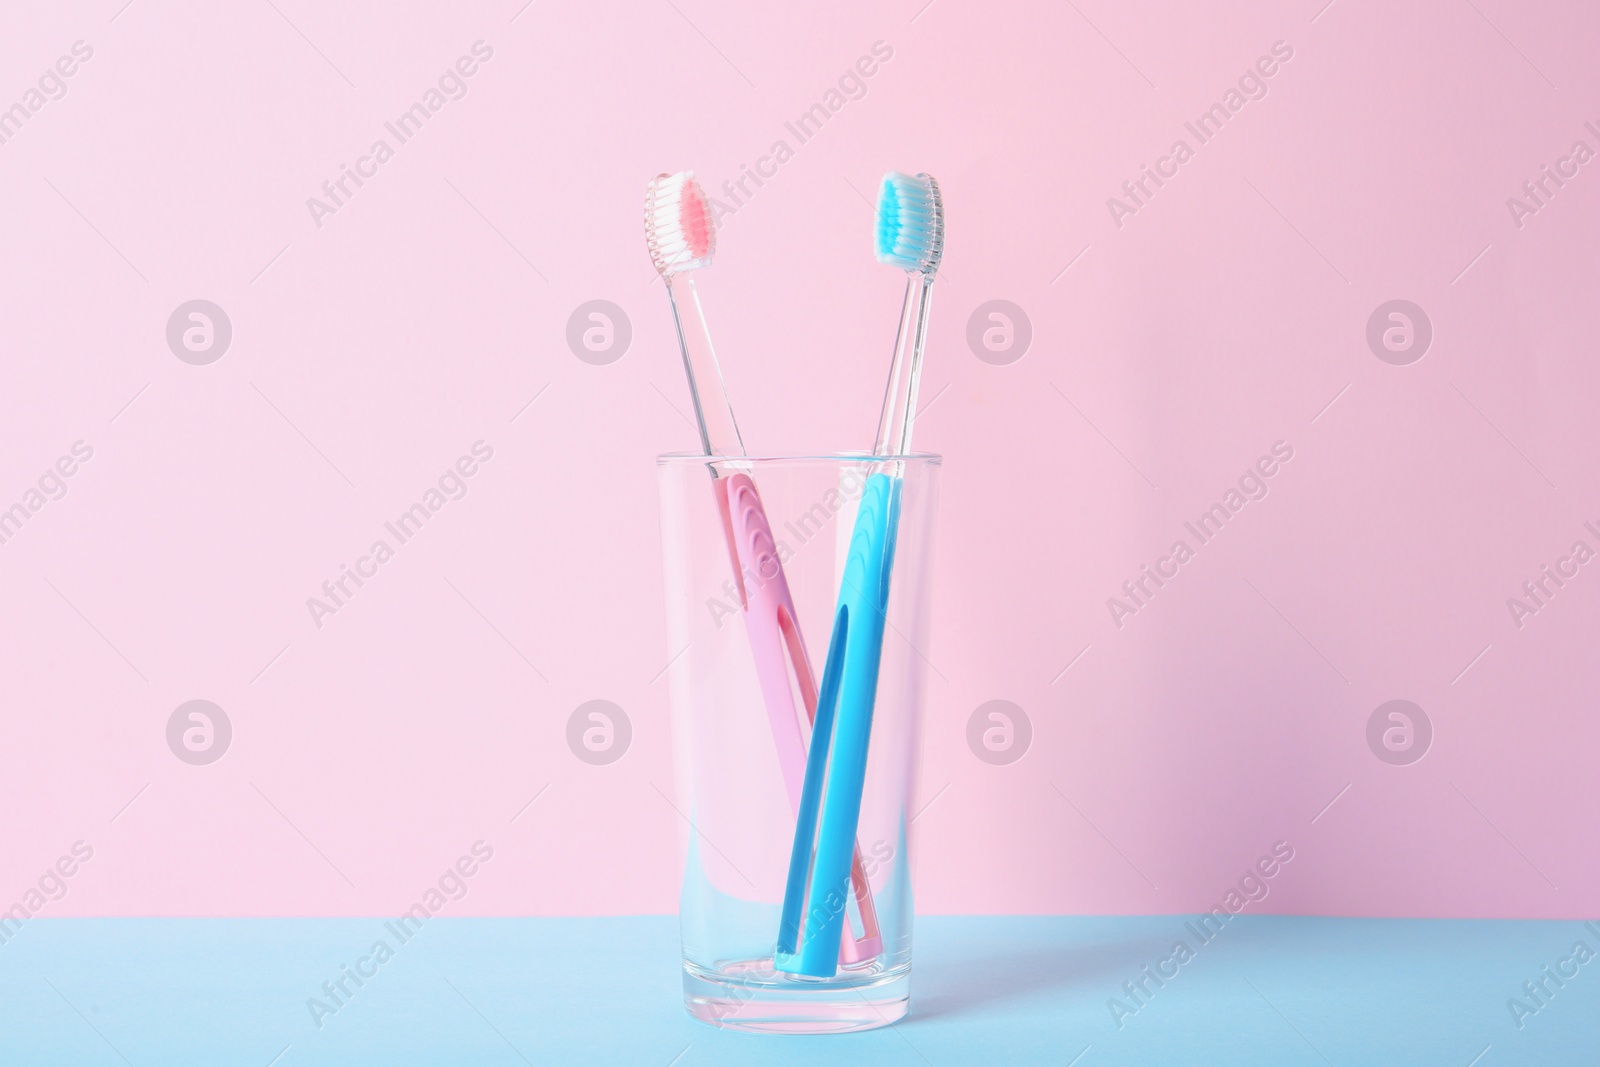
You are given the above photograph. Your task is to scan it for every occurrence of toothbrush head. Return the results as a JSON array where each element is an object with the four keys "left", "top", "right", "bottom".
[
  {"left": 874, "top": 171, "right": 943, "bottom": 275},
  {"left": 646, "top": 171, "right": 715, "bottom": 276}
]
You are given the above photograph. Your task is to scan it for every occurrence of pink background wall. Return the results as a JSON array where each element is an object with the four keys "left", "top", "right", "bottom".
[{"left": 1, "top": 0, "right": 1596, "bottom": 920}]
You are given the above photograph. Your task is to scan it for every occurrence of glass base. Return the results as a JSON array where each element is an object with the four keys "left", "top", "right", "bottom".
[{"left": 682, "top": 955, "right": 911, "bottom": 1033}]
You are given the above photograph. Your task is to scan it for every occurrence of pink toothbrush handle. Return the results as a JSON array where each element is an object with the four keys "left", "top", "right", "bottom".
[{"left": 716, "top": 474, "right": 882, "bottom": 963}]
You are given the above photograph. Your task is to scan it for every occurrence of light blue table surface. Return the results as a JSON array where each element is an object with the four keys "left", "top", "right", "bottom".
[{"left": 0, "top": 916, "right": 1592, "bottom": 1065}]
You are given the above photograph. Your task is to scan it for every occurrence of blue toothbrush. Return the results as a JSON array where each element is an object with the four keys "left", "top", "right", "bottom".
[{"left": 777, "top": 172, "right": 943, "bottom": 977}]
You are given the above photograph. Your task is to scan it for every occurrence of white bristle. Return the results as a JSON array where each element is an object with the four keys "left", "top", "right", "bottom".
[
  {"left": 875, "top": 171, "right": 943, "bottom": 274},
  {"left": 645, "top": 171, "right": 714, "bottom": 276}
]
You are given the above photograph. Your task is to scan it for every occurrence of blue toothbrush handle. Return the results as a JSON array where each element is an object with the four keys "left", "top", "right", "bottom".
[{"left": 776, "top": 472, "right": 901, "bottom": 977}]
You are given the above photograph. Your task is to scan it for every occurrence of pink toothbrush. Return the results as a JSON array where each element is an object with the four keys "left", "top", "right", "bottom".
[{"left": 646, "top": 172, "right": 880, "bottom": 962}]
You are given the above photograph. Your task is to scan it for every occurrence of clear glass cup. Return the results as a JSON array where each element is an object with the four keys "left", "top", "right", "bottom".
[{"left": 656, "top": 453, "right": 942, "bottom": 1033}]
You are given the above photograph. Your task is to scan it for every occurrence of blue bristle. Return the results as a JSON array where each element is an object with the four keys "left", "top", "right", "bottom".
[{"left": 874, "top": 171, "right": 942, "bottom": 273}]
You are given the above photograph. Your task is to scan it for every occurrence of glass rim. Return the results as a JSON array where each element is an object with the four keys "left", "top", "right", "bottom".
[{"left": 656, "top": 450, "right": 942, "bottom": 466}]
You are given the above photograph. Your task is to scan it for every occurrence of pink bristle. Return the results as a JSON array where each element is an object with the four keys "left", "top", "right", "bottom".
[{"left": 679, "top": 182, "right": 714, "bottom": 260}]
